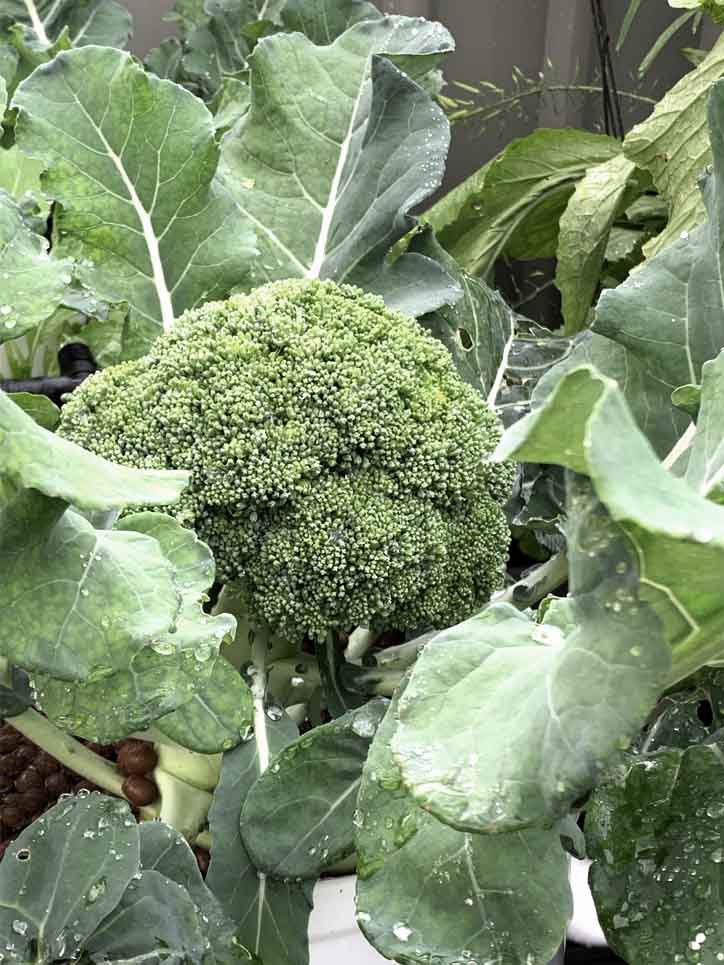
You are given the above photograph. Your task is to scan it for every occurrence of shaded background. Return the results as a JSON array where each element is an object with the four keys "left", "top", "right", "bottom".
[{"left": 125, "top": 0, "right": 719, "bottom": 190}]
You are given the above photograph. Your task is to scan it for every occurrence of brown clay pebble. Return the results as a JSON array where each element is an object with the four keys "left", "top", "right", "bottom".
[
  {"left": 0, "top": 806, "right": 26, "bottom": 828},
  {"left": 0, "top": 727, "right": 21, "bottom": 754},
  {"left": 122, "top": 775, "right": 158, "bottom": 807},
  {"left": 44, "top": 772, "right": 71, "bottom": 796},
  {"left": 0, "top": 754, "right": 25, "bottom": 778},
  {"left": 19, "top": 790, "right": 47, "bottom": 813},
  {"left": 117, "top": 741, "right": 158, "bottom": 777},
  {"left": 13, "top": 745, "right": 37, "bottom": 770},
  {"left": 193, "top": 846, "right": 210, "bottom": 877},
  {"left": 34, "top": 752, "right": 60, "bottom": 777},
  {"left": 0, "top": 840, "right": 10, "bottom": 860},
  {"left": 15, "top": 768, "right": 43, "bottom": 792},
  {"left": 0, "top": 775, "right": 13, "bottom": 795}
]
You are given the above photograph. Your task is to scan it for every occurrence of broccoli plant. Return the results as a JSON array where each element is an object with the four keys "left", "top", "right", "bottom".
[{"left": 58, "top": 278, "right": 514, "bottom": 643}]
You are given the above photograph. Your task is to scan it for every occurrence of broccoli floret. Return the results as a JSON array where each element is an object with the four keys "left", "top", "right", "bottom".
[{"left": 59, "top": 279, "right": 514, "bottom": 641}]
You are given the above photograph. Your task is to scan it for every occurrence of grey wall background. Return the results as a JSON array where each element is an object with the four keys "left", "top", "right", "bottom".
[{"left": 125, "top": 0, "right": 719, "bottom": 190}]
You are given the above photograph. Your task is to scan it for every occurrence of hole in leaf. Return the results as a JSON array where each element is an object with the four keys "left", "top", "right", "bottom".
[
  {"left": 457, "top": 328, "right": 473, "bottom": 351},
  {"left": 15, "top": 848, "right": 30, "bottom": 862},
  {"left": 698, "top": 700, "right": 714, "bottom": 726}
]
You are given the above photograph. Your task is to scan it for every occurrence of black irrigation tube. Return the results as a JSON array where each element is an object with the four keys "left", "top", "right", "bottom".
[{"left": 0, "top": 342, "right": 97, "bottom": 406}]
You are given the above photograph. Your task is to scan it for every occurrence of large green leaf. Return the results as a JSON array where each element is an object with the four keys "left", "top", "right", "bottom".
[
  {"left": 207, "top": 712, "right": 314, "bottom": 965},
  {"left": 356, "top": 690, "right": 572, "bottom": 965},
  {"left": 281, "top": 0, "right": 380, "bottom": 43},
  {"left": 0, "top": 794, "right": 139, "bottom": 963},
  {"left": 427, "top": 129, "right": 621, "bottom": 278},
  {"left": 5, "top": 392, "right": 58, "bottom": 429},
  {"left": 0, "top": 190, "right": 70, "bottom": 344},
  {"left": 156, "top": 655, "right": 253, "bottom": 753},
  {"left": 220, "top": 18, "right": 459, "bottom": 317},
  {"left": 685, "top": 350, "right": 724, "bottom": 499},
  {"left": 13, "top": 46, "right": 255, "bottom": 351},
  {"left": 587, "top": 742, "right": 724, "bottom": 963},
  {"left": 500, "top": 365, "right": 724, "bottom": 683},
  {"left": 412, "top": 230, "right": 515, "bottom": 401},
  {"left": 1, "top": 506, "right": 180, "bottom": 679},
  {"left": 624, "top": 32, "right": 724, "bottom": 257},
  {"left": 556, "top": 154, "right": 642, "bottom": 334},
  {"left": 182, "top": 0, "right": 274, "bottom": 97},
  {"left": 83, "top": 869, "right": 208, "bottom": 963},
  {"left": 139, "top": 822, "right": 252, "bottom": 964},
  {"left": 0, "top": 389, "right": 188, "bottom": 510},
  {"left": 32, "top": 512, "right": 239, "bottom": 742},
  {"left": 393, "top": 566, "right": 669, "bottom": 833},
  {"left": 242, "top": 700, "right": 387, "bottom": 879},
  {"left": 0, "top": 0, "right": 133, "bottom": 48},
  {"left": 540, "top": 80, "right": 724, "bottom": 459}
]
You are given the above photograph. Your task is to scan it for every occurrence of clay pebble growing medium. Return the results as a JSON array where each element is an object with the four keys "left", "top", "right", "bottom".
[{"left": 0, "top": 724, "right": 212, "bottom": 874}]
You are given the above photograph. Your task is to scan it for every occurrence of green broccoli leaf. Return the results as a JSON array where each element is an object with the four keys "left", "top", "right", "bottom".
[
  {"left": 280, "top": 0, "right": 381, "bottom": 44},
  {"left": 82, "top": 869, "right": 208, "bottom": 963},
  {"left": 13, "top": 46, "right": 255, "bottom": 352},
  {"left": 426, "top": 128, "right": 621, "bottom": 279},
  {"left": 0, "top": 794, "right": 140, "bottom": 963},
  {"left": 5, "top": 391, "right": 58, "bottom": 430},
  {"left": 412, "top": 229, "right": 516, "bottom": 401},
  {"left": 0, "top": 389, "right": 188, "bottom": 511},
  {"left": 139, "top": 822, "right": 253, "bottom": 964},
  {"left": 241, "top": 699, "right": 387, "bottom": 879},
  {"left": 0, "top": 0, "right": 132, "bottom": 49},
  {"left": 220, "top": 18, "right": 459, "bottom": 317},
  {"left": 623, "top": 31, "right": 724, "bottom": 257},
  {"left": 685, "top": 350, "right": 724, "bottom": 500},
  {"left": 356, "top": 687, "right": 572, "bottom": 965},
  {"left": 0, "top": 190, "right": 70, "bottom": 345},
  {"left": 556, "top": 153, "right": 644, "bottom": 335},
  {"left": 587, "top": 742, "right": 724, "bottom": 963},
  {"left": 207, "top": 711, "right": 314, "bottom": 965},
  {"left": 0, "top": 147, "right": 47, "bottom": 214}
]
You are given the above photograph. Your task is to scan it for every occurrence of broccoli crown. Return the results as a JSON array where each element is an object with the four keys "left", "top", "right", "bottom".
[{"left": 59, "top": 279, "right": 514, "bottom": 641}]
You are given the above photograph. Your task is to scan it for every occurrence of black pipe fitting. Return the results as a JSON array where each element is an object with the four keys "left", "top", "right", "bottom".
[{"left": 0, "top": 343, "right": 97, "bottom": 406}]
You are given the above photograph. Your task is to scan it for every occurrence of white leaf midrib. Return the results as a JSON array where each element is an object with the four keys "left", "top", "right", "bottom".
[
  {"left": 24, "top": 0, "right": 50, "bottom": 45},
  {"left": 66, "top": 66, "right": 176, "bottom": 332}
]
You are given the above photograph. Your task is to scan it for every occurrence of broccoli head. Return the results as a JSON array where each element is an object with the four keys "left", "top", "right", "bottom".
[{"left": 59, "top": 279, "right": 514, "bottom": 641}]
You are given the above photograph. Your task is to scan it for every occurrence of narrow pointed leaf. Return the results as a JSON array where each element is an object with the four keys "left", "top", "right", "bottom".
[{"left": 623, "top": 33, "right": 724, "bottom": 256}]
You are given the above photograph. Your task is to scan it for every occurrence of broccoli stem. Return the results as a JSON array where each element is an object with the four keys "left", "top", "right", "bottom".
[
  {"left": 494, "top": 550, "right": 568, "bottom": 609},
  {"left": 7, "top": 705, "right": 158, "bottom": 821}
]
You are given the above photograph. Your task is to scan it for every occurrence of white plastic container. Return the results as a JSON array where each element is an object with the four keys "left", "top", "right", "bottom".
[{"left": 309, "top": 875, "right": 568, "bottom": 964}]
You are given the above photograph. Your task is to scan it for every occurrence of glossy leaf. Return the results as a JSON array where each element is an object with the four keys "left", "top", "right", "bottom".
[
  {"left": 500, "top": 365, "right": 724, "bottom": 683},
  {"left": 156, "top": 655, "right": 253, "bottom": 753},
  {"left": 0, "top": 190, "right": 70, "bottom": 344},
  {"left": 587, "top": 742, "right": 724, "bottom": 963},
  {"left": 412, "top": 230, "right": 515, "bottom": 401},
  {"left": 624, "top": 33, "right": 724, "bottom": 256},
  {"left": 242, "top": 700, "right": 387, "bottom": 879},
  {"left": 0, "top": 794, "right": 139, "bottom": 963},
  {"left": 83, "top": 869, "right": 207, "bottom": 962},
  {"left": 357, "top": 690, "right": 572, "bottom": 965},
  {"left": 394, "top": 575, "right": 669, "bottom": 832},
  {"left": 428, "top": 129, "right": 620, "bottom": 278},
  {"left": 13, "top": 46, "right": 255, "bottom": 348},
  {"left": 556, "top": 154, "right": 641, "bottom": 334},
  {"left": 220, "top": 18, "right": 458, "bottom": 316},
  {"left": 207, "top": 712, "right": 314, "bottom": 965},
  {"left": 0, "top": 390, "right": 188, "bottom": 510},
  {"left": 281, "top": 0, "right": 380, "bottom": 43}
]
